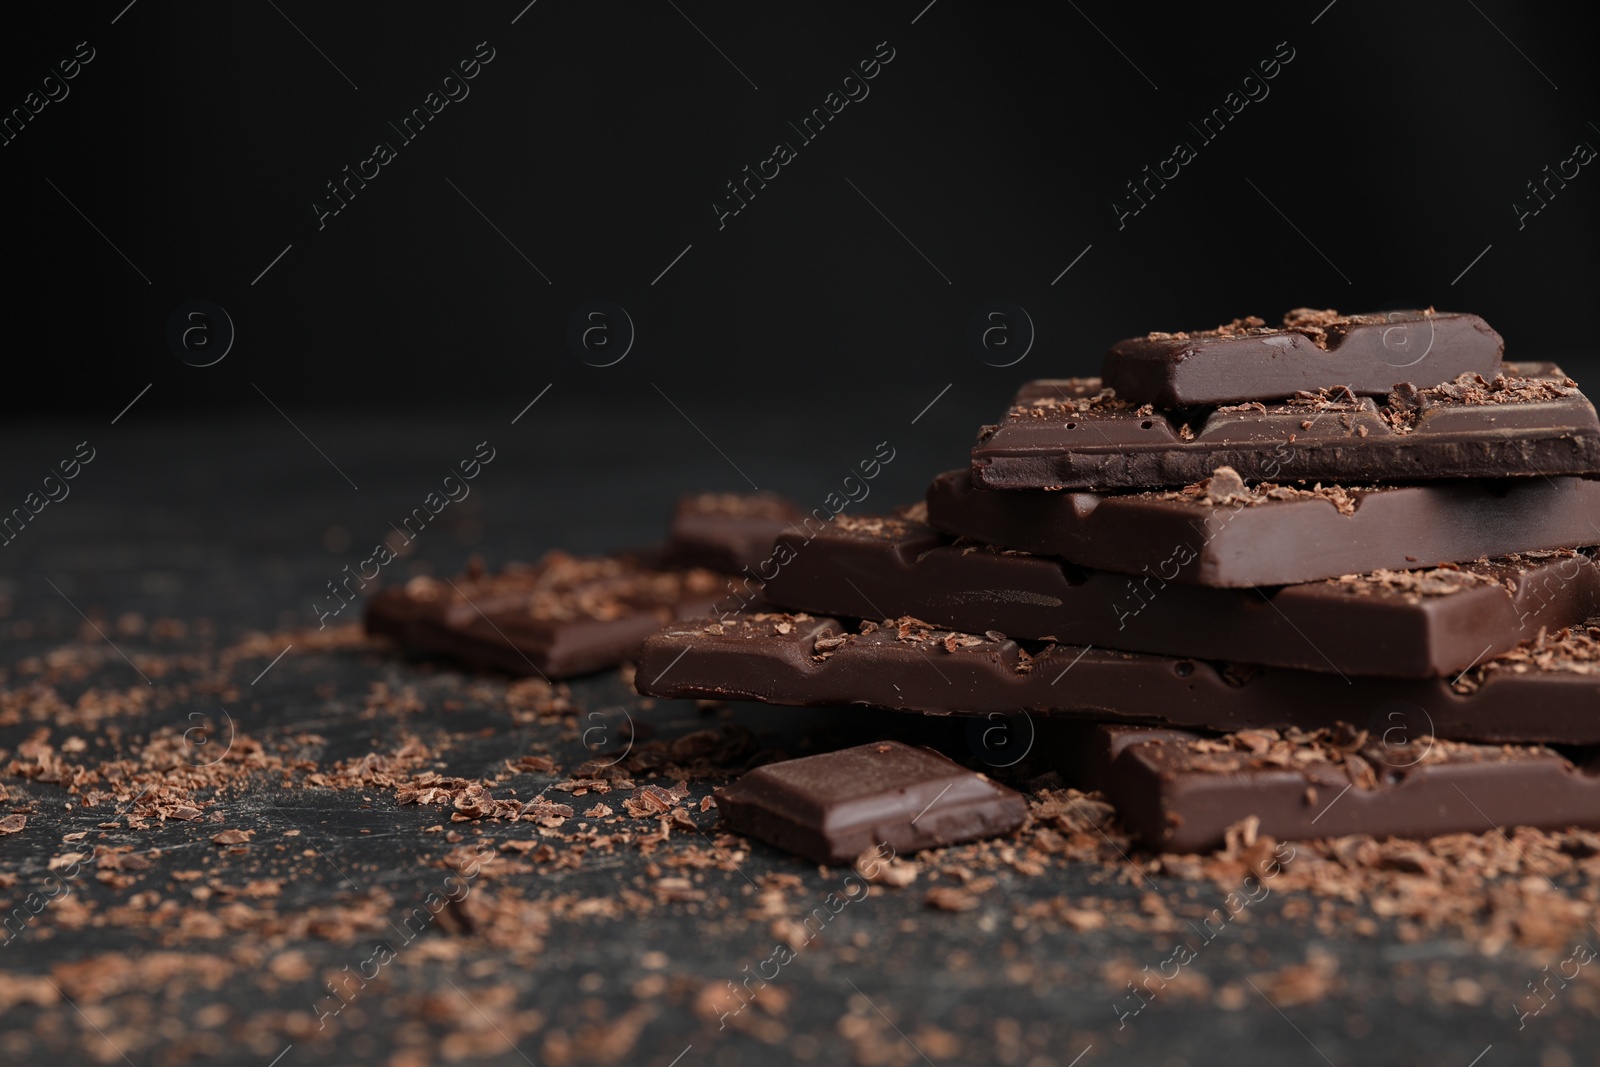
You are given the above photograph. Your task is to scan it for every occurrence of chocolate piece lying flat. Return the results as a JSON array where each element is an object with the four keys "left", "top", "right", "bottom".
[
  {"left": 367, "top": 553, "right": 726, "bottom": 678},
  {"left": 1081, "top": 724, "right": 1600, "bottom": 853},
  {"left": 663, "top": 492, "right": 802, "bottom": 574},
  {"left": 970, "top": 363, "right": 1600, "bottom": 490},
  {"left": 636, "top": 613, "right": 1600, "bottom": 744},
  {"left": 1102, "top": 309, "right": 1502, "bottom": 407},
  {"left": 759, "top": 512, "right": 1600, "bottom": 676},
  {"left": 715, "top": 740, "right": 1026, "bottom": 864},
  {"left": 926, "top": 468, "right": 1600, "bottom": 587}
]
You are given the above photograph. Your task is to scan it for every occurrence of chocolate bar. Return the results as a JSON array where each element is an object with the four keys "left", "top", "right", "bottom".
[
  {"left": 1102, "top": 309, "right": 1502, "bottom": 407},
  {"left": 663, "top": 492, "right": 803, "bottom": 574},
  {"left": 970, "top": 364, "right": 1600, "bottom": 490},
  {"left": 926, "top": 468, "right": 1600, "bottom": 588},
  {"left": 1079, "top": 724, "right": 1600, "bottom": 853},
  {"left": 367, "top": 553, "right": 727, "bottom": 678},
  {"left": 635, "top": 613, "right": 1600, "bottom": 745},
  {"left": 760, "top": 512, "right": 1600, "bottom": 677},
  {"left": 714, "top": 740, "right": 1027, "bottom": 864}
]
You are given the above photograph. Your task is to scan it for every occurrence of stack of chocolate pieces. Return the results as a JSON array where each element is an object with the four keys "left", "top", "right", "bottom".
[{"left": 639, "top": 309, "right": 1600, "bottom": 853}]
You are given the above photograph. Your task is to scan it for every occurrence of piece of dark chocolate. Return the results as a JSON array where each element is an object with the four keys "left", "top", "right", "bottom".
[
  {"left": 663, "top": 492, "right": 803, "bottom": 574},
  {"left": 1078, "top": 723, "right": 1600, "bottom": 853},
  {"left": 714, "top": 740, "right": 1027, "bottom": 864},
  {"left": 635, "top": 613, "right": 1600, "bottom": 745},
  {"left": 1102, "top": 309, "right": 1502, "bottom": 407},
  {"left": 759, "top": 512, "right": 1600, "bottom": 677},
  {"left": 926, "top": 468, "right": 1600, "bottom": 587},
  {"left": 970, "top": 364, "right": 1600, "bottom": 490},
  {"left": 366, "top": 553, "right": 727, "bottom": 678}
]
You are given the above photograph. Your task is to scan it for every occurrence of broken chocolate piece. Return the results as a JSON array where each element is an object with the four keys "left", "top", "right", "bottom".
[
  {"left": 970, "top": 363, "right": 1600, "bottom": 490},
  {"left": 366, "top": 552, "right": 727, "bottom": 678},
  {"left": 714, "top": 740, "right": 1026, "bottom": 865},
  {"left": 1079, "top": 724, "right": 1600, "bottom": 853},
  {"left": 758, "top": 512, "right": 1600, "bottom": 677},
  {"left": 635, "top": 613, "right": 1600, "bottom": 745},
  {"left": 926, "top": 469, "right": 1600, "bottom": 587},
  {"left": 662, "top": 491, "right": 802, "bottom": 574},
  {"left": 1103, "top": 309, "right": 1502, "bottom": 407}
]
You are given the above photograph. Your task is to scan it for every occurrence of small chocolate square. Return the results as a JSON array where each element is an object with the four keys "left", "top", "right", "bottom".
[{"left": 715, "top": 741, "right": 1027, "bottom": 865}]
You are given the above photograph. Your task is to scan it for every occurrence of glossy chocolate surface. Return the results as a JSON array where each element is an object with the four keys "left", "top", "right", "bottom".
[
  {"left": 971, "top": 364, "right": 1600, "bottom": 490},
  {"left": 715, "top": 740, "right": 1027, "bottom": 864},
  {"left": 1080, "top": 724, "right": 1600, "bottom": 853},
  {"left": 636, "top": 612, "right": 1600, "bottom": 744},
  {"left": 926, "top": 468, "right": 1600, "bottom": 587},
  {"left": 1102, "top": 309, "right": 1502, "bottom": 407},
  {"left": 760, "top": 512, "right": 1600, "bottom": 677}
]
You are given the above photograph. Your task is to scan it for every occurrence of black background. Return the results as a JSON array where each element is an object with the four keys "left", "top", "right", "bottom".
[{"left": 2, "top": 0, "right": 1595, "bottom": 428}]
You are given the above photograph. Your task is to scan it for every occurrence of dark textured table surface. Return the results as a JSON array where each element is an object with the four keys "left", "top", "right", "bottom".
[{"left": 2, "top": 406, "right": 1598, "bottom": 1067}]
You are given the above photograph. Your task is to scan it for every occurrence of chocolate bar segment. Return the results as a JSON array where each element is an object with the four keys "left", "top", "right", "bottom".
[
  {"left": 926, "top": 469, "right": 1600, "bottom": 588},
  {"left": 663, "top": 492, "right": 802, "bottom": 574},
  {"left": 1102, "top": 309, "right": 1503, "bottom": 407},
  {"left": 635, "top": 613, "right": 1600, "bottom": 745},
  {"left": 970, "top": 364, "right": 1600, "bottom": 490},
  {"left": 759, "top": 513, "right": 1600, "bottom": 677},
  {"left": 1082, "top": 724, "right": 1600, "bottom": 853},
  {"left": 714, "top": 740, "right": 1027, "bottom": 865},
  {"left": 367, "top": 553, "right": 726, "bottom": 678}
]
